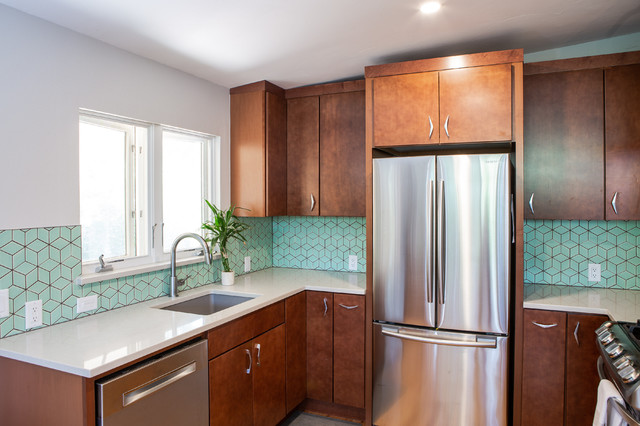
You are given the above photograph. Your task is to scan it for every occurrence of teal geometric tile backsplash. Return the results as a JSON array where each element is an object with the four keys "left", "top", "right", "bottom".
[
  {"left": 524, "top": 220, "right": 640, "bottom": 289},
  {"left": 273, "top": 216, "right": 366, "bottom": 272}
]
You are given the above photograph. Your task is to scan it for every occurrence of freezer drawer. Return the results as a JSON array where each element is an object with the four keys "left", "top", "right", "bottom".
[
  {"left": 96, "top": 340, "right": 209, "bottom": 426},
  {"left": 373, "top": 323, "right": 508, "bottom": 426}
]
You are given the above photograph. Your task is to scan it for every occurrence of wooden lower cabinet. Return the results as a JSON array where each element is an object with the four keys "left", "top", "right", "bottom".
[
  {"left": 285, "top": 292, "right": 307, "bottom": 413},
  {"left": 333, "top": 293, "right": 365, "bottom": 408},
  {"left": 307, "top": 291, "right": 334, "bottom": 401},
  {"left": 521, "top": 309, "right": 608, "bottom": 426},
  {"left": 253, "top": 325, "right": 286, "bottom": 426}
]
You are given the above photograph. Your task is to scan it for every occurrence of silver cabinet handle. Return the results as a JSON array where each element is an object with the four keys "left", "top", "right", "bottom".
[
  {"left": 338, "top": 304, "right": 359, "bottom": 310},
  {"left": 612, "top": 191, "right": 618, "bottom": 215},
  {"left": 123, "top": 361, "right": 196, "bottom": 407},
  {"left": 323, "top": 297, "right": 328, "bottom": 317},
  {"left": 310, "top": 194, "right": 316, "bottom": 212},
  {"left": 428, "top": 115, "right": 434, "bottom": 139},
  {"left": 529, "top": 193, "right": 535, "bottom": 215},
  {"left": 381, "top": 328, "right": 496, "bottom": 348},
  {"left": 574, "top": 321, "right": 580, "bottom": 346},
  {"left": 427, "top": 180, "right": 434, "bottom": 304},
  {"left": 444, "top": 115, "right": 450, "bottom": 138},
  {"left": 245, "top": 348, "right": 252, "bottom": 374},
  {"left": 255, "top": 343, "right": 261, "bottom": 366},
  {"left": 437, "top": 180, "right": 445, "bottom": 305},
  {"left": 532, "top": 321, "right": 557, "bottom": 328}
]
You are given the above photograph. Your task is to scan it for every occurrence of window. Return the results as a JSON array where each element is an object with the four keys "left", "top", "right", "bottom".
[{"left": 79, "top": 111, "right": 218, "bottom": 274}]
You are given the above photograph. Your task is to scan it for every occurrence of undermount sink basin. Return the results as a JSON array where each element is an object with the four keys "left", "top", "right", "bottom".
[{"left": 160, "top": 293, "right": 256, "bottom": 315}]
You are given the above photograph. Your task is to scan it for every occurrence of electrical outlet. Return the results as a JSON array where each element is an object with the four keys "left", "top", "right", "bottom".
[
  {"left": 348, "top": 255, "right": 358, "bottom": 271},
  {"left": 25, "top": 300, "right": 42, "bottom": 329},
  {"left": 244, "top": 256, "right": 251, "bottom": 273},
  {"left": 77, "top": 295, "right": 98, "bottom": 313},
  {"left": 588, "top": 263, "right": 601, "bottom": 282},
  {"left": 0, "top": 289, "right": 9, "bottom": 318}
]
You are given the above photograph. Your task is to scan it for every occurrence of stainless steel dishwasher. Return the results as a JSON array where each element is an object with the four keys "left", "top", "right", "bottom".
[{"left": 96, "top": 339, "right": 209, "bottom": 426}]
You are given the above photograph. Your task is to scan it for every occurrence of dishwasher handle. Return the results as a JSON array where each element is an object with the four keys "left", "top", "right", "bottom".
[{"left": 123, "top": 362, "right": 196, "bottom": 406}]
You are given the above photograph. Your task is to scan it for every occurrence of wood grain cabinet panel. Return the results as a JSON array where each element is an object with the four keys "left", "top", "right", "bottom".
[
  {"left": 605, "top": 64, "right": 640, "bottom": 220},
  {"left": 333, "top": 294, "right": 365, "bottom": 408},
  {"left": 307, "top": 291, "right": 334, "bottom": 402},
  {"left": 565, "top": 313, "right": 608, "bottom": 426},
  {"left": 253, "top": 324, "right": 287, "bottom": 426},
  {"left": 439, "top": 64, "right": 512, "bottom": 143},
  {"left": 523, "top": 69, "right": 604, "bottom": 220},
  {"left": 285, "top": 292, "right": 307, "bottom": 413},
  {"left": 287, "top": 96, "right": 320, "bottom": 216},
  {"left": 522, "top": 309, "right": 566, "bottom": 426},
  {"left": 371, "top": 71, "right": 440, "bottom": 147},
  {"left": 320, "top": 91, "right": 366, "bottom": 217},
  {"left": 210, "top": 342, "right": 254, "bottom": 426},
  {"left": 230, "top": 82, "right": 287, "bottom": 217}
]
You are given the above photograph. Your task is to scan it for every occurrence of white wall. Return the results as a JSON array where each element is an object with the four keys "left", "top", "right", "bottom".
[
  {"left": 0, "top": 4, "right": 230, "bottom": 230},
  {"left": 525, "top": 32, "right": 640, "bottom": 63}
]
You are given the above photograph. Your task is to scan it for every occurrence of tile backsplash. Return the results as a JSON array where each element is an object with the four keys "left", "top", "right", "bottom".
[
  {"left": 524, "top": 220, "right": 640, "bottom": 289},
  {"left": 0, "top": 216, "right": 365, "bottom": 338}
]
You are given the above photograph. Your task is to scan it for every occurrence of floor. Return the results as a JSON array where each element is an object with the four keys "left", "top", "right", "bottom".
[{"left": 281, "top": 411, "right": 359, "bottom": 425}]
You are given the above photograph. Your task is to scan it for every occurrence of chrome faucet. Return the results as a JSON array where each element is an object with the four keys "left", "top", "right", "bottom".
[{"left": 170, "top": 233, "right": 211, "bottom": 297}]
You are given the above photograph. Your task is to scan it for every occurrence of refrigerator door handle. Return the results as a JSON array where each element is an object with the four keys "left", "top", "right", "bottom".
[
  {"left": 381, "top": 328, "right": 497, "bottom": 349},
  {"left": 437, "top": 180, "right": 445, "bottom": 305},
  {"left": 427, "top": 180, "right": 434, "bottom": 303}
]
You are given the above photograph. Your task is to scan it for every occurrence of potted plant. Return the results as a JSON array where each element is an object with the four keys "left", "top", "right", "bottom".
[{"left": 201, "top": 200, "right": 250, "bottom": 285}]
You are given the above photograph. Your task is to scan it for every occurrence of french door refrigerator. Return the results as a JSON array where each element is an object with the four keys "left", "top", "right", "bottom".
[{"left": 373, "top": 154, "right": 511, "bottom": 426}]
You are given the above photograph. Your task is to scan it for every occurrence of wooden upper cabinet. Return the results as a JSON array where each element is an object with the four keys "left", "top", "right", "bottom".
[
  {"left": 287, "top": 96, "right": 320, "bottom": 216},
  {"left": 439, "top": 64, "right": 512, "bottom": 143},
  {"left": 230, "top": 81, "right": 286, "bottom": 217},
  {"left": 320, "top": 91, "right": 366, "bottom": 216},
  {"left": 605, "top": 64, "right": 640, "bottom": 220},
  {"left": 371, "top": 71, "right": 439, "bottom": 146},
  {"left": 523, "top": 69, "right": 604, "bottom": 220}
]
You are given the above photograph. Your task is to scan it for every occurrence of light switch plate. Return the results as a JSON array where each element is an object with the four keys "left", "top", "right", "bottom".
[
  {"left": 244, "top": 256, "right": 251, "bottom": 273},
  {"left": 77, "top": 295, "right": 98, "bottom": 313},
  {"left": 25, "top": 300, "right": 42, "bottom": 329},
  {"left": 348, "top": 255, "right": 358, "bottom": 271},
  {"left": 0, "top": 289, "right": 9, "bottom": 318}
]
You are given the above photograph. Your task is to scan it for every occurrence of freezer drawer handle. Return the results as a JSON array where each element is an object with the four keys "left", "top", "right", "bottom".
[
  {"left": 122, "top": 361, "right": 197, "bottom": 407},
  {"left": 381, "top": 328, "right": 497, "bottom": 349},
  {"left": 338, "top": 304, "right": 359, "bottom": 310},
  {"left": 532, "top": 321, "right": 557, "bottom": 329}
]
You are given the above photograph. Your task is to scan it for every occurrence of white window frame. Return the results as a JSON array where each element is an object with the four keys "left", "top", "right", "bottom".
[{"left": 78, "top": 109, "right": 220, "bottom": 283}]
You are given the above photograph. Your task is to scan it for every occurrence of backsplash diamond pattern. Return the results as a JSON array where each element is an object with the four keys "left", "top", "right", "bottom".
[{"left": 524, "top": 220, "right": 640, "bottom": 289}]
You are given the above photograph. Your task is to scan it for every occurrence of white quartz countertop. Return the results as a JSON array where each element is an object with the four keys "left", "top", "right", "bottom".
[
  {"left": 0, "top": 268, "right": 365, "bottom": 378},
  {"left": 524, "top": 284, "right": 640, "bottom": 322}
]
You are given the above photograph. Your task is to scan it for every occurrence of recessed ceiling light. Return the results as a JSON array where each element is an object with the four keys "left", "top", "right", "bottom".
[{"left": 420, "top": 1, "right": 441, "bottom": 14}]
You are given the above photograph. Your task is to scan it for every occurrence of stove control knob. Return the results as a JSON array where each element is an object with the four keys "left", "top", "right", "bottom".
[
  {"left": 600, "top": 331, "right": 615, "bottom": 346},
  {"left": 619, "top": 365, "right": 640, "bottom": 383},
  {"left": 614, "top": 356, "right": 631, "bottom": 370},
  {"left": 596, "top": 322, "right": 614, "bottom": 336},
  {"left": 605, "top": 342, "right": 624, "bottom": 358}
]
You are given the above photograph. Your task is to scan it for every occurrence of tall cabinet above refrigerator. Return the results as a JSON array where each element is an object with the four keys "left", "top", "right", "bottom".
[{"left": 372, "top": 153, "right": 511, "bottom": 426}]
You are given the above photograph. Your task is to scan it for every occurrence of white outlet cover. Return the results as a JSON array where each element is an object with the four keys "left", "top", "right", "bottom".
[
  {"left": 244, "top": 256, "right": 251, "bottom": 273},
  {"left": 25, "top": 299, "right": 42, "bottom": 329},
  {"left": 77, "top": 295, "right": 98, "bottom": 313},
  {"left": 348, "top": 255, "right": 358, "bottom": 271},
  {"left": 588, "top": 263, "right": 601, "bottom": 282},
  {"left": 0, "top": 289, "right": 9, "bottom": 318}
]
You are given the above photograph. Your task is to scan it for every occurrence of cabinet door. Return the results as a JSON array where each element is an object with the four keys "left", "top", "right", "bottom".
[
  {"left": 371, "top": 72, "right": 439, "bottom": 147},
  {"left": 565, "top": 313, "right": 608, "bottom": 426},
  {"left": 285, "top": 292, "right": 307, "bottom": 413},
  {"left": 265, "top": 91, "right": 287, "bottom": 216},
  {"left": 307, "top": 291, "right": 333, "bottom": 402},
  {"left": 605, "top": 64, "right": 640, "bottom": 220},
  {"left": 320, "top": 91, "right": 366, "bottom": 216},
  {"left": 209, "top": 343, "right": 254, "bottom": 426},
  {"left": 333, "top": 294, "right": 365, "bottom": 408},
  {"left": 522, "top": 309, "right": 566, "bottom": 426},
  {"left": 439, "top": 64, "right": 512, "bottom": 143},
  {"left": 287, "top": 96, "right": 320, "bottom": 216},
  {"left": 523, "top": 69, "right": 604, "bottom": 220},
  {"left": 253, "top": 324, "right": 286, "bottom": 426}
]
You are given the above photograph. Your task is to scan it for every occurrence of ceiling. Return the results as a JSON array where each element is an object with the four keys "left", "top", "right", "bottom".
[{"left": 2, "top": 0, "right": 640, "bottom": 89}]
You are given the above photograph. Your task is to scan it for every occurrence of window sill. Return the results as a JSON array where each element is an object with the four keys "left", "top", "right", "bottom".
[{"left": 75, "top": 253, "right": 221, "bottom": 286}]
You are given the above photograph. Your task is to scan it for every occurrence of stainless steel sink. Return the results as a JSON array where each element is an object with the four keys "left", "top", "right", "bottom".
[{"left": 160, "top": 293, "right": 255, "bottom": 315}]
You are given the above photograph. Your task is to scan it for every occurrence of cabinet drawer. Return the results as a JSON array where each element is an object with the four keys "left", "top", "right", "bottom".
[{"left": 208, "top": 301, "right": 285, "bottom": 359}]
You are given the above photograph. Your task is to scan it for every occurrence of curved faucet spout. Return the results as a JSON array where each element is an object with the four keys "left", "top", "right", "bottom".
[{"left": 170, "top": 233, "right": 212, "bottom": 297}]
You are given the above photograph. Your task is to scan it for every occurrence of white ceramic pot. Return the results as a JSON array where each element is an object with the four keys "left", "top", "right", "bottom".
[{"left": 221, "top": 271, "right": 235, "bottom": 286}]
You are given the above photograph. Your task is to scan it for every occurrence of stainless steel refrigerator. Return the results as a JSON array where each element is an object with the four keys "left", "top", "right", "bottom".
[{"left": 373, "top": 153, "right": 511, "bottom": 426}]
